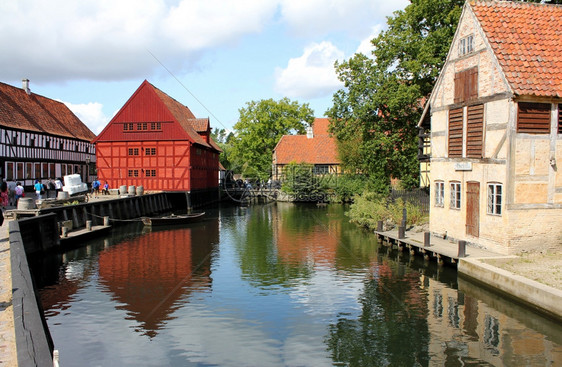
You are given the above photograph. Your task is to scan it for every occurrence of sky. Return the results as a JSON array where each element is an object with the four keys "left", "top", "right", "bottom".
[{"left": 0, "top": 0, "right": 409, "bottom": 135}]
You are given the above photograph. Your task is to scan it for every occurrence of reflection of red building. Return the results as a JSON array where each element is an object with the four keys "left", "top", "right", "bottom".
[
  {"left": 98, "top": 223, "right": 217, "bottom": 337},
  {"left": 93, "top": 80, "right": 221, "bottom": 193}
]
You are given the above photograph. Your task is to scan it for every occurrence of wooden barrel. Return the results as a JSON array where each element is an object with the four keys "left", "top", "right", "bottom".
[{"left": 17, "top": 197, "right": 37, "bottom": 210}]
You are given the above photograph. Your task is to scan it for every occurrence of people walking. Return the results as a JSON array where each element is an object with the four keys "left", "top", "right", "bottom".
[
  {"left": 14, "top": 182, "right": 24, "bottom": 205},
  {"left": 102, "top": 181, "right": 109, "bottom": 195},
  {"left": 92, "top": 178, "right": 101, "bottom": 198},
  {"left": 54, "top": 178, "right": 63, "bottom": 199},
  {"left": 34, "top": 179, "right": 44, "bottom": 200},
  {"left": 0, "top": 181, "right": 8, "bottom": 209}
]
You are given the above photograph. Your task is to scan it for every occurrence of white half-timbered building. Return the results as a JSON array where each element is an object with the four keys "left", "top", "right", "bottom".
[{"left": 0, "top": 80, "right": 96, "bottom": 189}]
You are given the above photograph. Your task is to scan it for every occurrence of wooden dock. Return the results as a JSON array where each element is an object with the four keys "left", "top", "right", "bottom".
[{"left": 374, "top": 229, "right": 505, "bottom": 266}]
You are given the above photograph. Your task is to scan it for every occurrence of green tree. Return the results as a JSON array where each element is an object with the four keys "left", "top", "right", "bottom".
[
  {"left": 211, "top": 128, "right": 236, "bottom": 171},
  {"left": 230, "top": 98, "right": 314, "bottom": 180},
  {"left": 327, "top": 0, "right": 464, "bottom": 190}
]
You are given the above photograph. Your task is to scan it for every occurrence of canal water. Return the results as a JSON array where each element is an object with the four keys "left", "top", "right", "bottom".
[{"left": 34, "top": 203, "right": 561, "bottom": 366}]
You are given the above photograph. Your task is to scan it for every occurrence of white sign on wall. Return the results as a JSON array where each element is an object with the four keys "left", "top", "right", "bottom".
[{"left": 454, "top": 162, "right": 473, "bottom": 171}]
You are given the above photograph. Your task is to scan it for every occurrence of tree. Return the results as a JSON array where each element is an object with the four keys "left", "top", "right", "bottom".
[
  {"left": 230, "top": 98, "right": 314, "bottom": 180},
  {"left": 211, "top": 128, "right": 236, "bottom": 171},
  {"left": 327, "top": 0, "right": 464, "bottom": 190}
]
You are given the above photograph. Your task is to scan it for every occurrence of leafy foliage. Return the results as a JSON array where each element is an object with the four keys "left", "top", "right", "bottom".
[
  {"left": 327, "top": 0, "right": 464, "bottom": 190},
  {"left": 281, "top": 162, "right": 328, "bottom": 199},
  {"left": 230, "top": 98, "right": 314, "bottom": 180},
  {"left": 211, "top": 128, "right": 236, "bottom": 171}
]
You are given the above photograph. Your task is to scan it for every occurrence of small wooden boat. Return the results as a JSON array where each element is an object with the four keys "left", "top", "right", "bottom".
[{"left": 141, "top": 212, "right": 205, "bottom": 226}]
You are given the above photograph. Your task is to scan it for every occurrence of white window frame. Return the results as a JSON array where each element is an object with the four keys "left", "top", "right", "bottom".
[
  {"left": 450, "top": 182, "right": 461, "bottom": 209},
  {"left": 459, "top": 35, "right": 473, "bottom": 56},
  {"left": 435, "top": 181, "right": 444, "bottom": 207},
  {"left": 487, "top": 183, "right": 502, "bottom": 215}
]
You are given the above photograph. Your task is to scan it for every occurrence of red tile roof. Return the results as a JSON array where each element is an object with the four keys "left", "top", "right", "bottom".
[
  {"left": 151, "top": 83, "right": 211, "bottom": 148},
  {"left": 0, "top": 81, "right": 95, "bottom": 141},
  {"left": 471, "top": 1, "right": 562, "bottom": 98},
  {"left": 274, "top": 118, "right": 339, "bottom": 165}
]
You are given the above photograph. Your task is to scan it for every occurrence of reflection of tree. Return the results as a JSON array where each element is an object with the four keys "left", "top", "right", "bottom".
[
  {"left": 326, "top": 260, "right": 429, "bottom": 367},
  {"left": 234, "top": 205, "right": 313, "bottom": 287}
]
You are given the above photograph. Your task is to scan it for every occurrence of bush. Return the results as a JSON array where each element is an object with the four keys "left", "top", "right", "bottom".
[{"left": 346, "top": 192, "right": 428, "bottom": 231}]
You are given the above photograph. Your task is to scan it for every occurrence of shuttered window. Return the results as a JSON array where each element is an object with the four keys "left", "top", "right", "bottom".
[
  {"left": 466, "top": 104, "right": 484, "bottom": 158},
  {"left": 454, "top": 67, "right": 478, "bottom": 104},
  {"left": 559, "top": 104, "right": 561, "bottom": 134},
  {"left": 517, "top": 102, "right": 551, "bottom": 134},
  {"left": 448, "top": 108, "right": 463, "bottom": 157}
]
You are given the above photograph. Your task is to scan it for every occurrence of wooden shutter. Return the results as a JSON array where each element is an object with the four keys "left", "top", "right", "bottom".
[
  {"left": 466, "top": 104, "right": 484, "bottom": 158},
  {"left": 454, "top": 72, "right": 463, "bottom": 104},
  {"left": 517, "top": 102, "right": 551, "bottom": 134},
  {"left": 448, "top": 108, "right": 463, "bottom": 157},
  {"left": 558, "top": 104, "right": 562, "bottom": 134},
  {"left": 468, "top": 68, "right": 478, "bottom": 101},
  {"left": 454, "top": 67, "right": 478, "bottom": 104}
]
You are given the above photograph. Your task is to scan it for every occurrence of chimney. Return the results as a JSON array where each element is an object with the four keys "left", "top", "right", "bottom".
[
  {"left": 306, "top": 126, "right": 314, "bottom": 139},
  {"left": 22, "top": 79, "right": 31, "bottom": 95}
]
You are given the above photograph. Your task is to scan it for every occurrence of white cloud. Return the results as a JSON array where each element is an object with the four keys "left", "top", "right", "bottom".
[
  {"left": 279, "top": 0, "right": 409, "bottom": 38},
  {"left": 63, "top": 101, "right": 109, "bottom": 135},
  {"left": 274, "top": 42, "right": 344, "bottom": 99},
  {"left": 356, "top": 25, "right": 384, "bottom": 58},
  {"left": 0, "top": 0, "right": 277, "bottom": 83}
]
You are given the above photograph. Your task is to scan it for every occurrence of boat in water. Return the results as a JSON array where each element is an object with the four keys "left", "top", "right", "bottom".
[{"left": 141, "top": 212, "right": 205, "bottom": 226}]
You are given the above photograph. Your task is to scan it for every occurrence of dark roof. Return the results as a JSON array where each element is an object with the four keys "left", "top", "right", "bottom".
[{"left": 0, "top": 81, "right": 95, "bottom": 141}]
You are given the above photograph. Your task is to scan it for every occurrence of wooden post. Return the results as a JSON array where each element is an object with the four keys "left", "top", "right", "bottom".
[
  {"left": 61, "top": 227, "right": 68, "bottom": 238},
  {"left": 103, "top": 216, "right": 109, "bottom": 226},
  {"left": 398, "top": 226, "right": 405, "bottom": 239},
  {"left": 377, "top": 220, "right": 383, "bottom": 232},
  {"left": 458, "top": 240, "right": 466, "bottom": 258},
  {"left": 424, "top": 231, "right": 430, "bottom": 247},
  {"left": 86, "top": 220, "right": 92, "bottom": 231}
]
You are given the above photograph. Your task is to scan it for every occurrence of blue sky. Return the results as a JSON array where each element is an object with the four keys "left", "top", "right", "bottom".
[{"left": 0, "top": 0, "right": 409, "bottom": 135}]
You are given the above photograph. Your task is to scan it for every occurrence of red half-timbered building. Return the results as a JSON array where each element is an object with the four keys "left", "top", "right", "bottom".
[{"left": 93, "top": 81, "right": 221, "bottom": 199}]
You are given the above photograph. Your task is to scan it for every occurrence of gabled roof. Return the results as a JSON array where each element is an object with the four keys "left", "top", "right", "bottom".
[
  {"left": 273, "top": 118, "right": 339, "bottom": 165},
  {"left": 150, "top": 83, "right": 210, "bottom": 148},
  {"left": 471, "top": 0, "right": 562, "bottom": 98},
  {"left": 0, "top": 81, "right": 95, "bottom": 141}
]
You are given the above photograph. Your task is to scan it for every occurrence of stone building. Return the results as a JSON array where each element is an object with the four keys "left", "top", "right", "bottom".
[{"left": 422, "top": 1, "right": 562, "bottom": 254}]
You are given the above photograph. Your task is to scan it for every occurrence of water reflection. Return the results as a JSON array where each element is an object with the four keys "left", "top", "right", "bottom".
[
  {"left": 35, "top": 204, "right": 562, "bottom": 366},
  {"left": 97, "top": 219, "right": 218, "bottom": 337}
]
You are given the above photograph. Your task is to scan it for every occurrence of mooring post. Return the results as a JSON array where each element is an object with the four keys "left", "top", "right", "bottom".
[
  {"left": 398, "top": 226, "right": 405, "bottom": 239},
  {"left": 86, "top": 220, "right": 92, "bottom": 231},
  {"left": 458, "top": 240, "right": 466, "bottom": 258},
  {"left": 103, "top": 216, "right": 109, "bottom": 226},
  {"left": 377, "top": 220, "right": 383, "bottom": 232},
  {"left": 401, "top": 207, "right": 407, "bottom": 228},
  {"left": 61, "top": 227, "right": 68, "bottom": 238},
  {"left": 424, "top": 231, "right": 430, "bottom": 247}
]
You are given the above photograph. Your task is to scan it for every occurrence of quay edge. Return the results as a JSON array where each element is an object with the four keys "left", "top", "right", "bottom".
[{"left": 458, "top": 258, "right": 562, "bottom": 323}]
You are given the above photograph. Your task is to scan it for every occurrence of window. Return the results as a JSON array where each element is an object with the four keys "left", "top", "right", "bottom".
[
  {"left": 145, "top": 147, "right": 157, "bottom": 156},
  {"left": 145, "top": 169, "right": 157, "bottom": 177},
  {"left": 128, "top": 148, "right": 139, "bottom": 156},
  {"left": 435, "top": 181, "right": 445, "bottom": 207},
  {"left": 517, "top": 102, "right": 551, "bottom": 134},
  {"left": 6, "top": 163, "right": 14, "bottom": 180},
  {"left": 450, "top": 182, "right": 461, "bottom": 209},
  {"left": 558, "top": 104, "right": 561, "bottom": 134},
  {"left": 25, "top": 163, "right": 32, "bottom": 179},
  {"left": 124, "top": 123, "right": 129, "bottom": 131},
  {"left": 448, "top": 108, "right": 463, "bottom": 157},
  {"left": 459, "top": 35, "right": 474, "bottom": 56},
  {"left": 454, "top": 67, "right": 478, "bottom": 104},
  {"left": 314, "top": 165, "right": 329, "bottom": 175},
  {"left": 487, "top": 183, "right": 502, "bottom": 215},
  {"left": 142, "top": 122, "right": 148, "bottom": 130},
  {"left": 151, "top": 122, "right": 161, "bottom": 130},
  {"left": 466, "top": 104, "right": 484, "bottom": 158},
  {"left": 128, "top": 169, "right": 139, "bottom": 177},
  {"left": 137, "top": 123, "right": 142, "bottom": 130}
]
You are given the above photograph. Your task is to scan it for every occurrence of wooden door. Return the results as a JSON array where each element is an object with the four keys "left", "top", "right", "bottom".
[{"left": 466, "top": 182, "right": 480, "bottom": 237}]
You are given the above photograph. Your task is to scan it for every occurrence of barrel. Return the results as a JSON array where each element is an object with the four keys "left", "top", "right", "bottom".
[
  {"left": 119, "top": 185, "right": 127, "bottom": 195},
  {"left": 128, "top": 185, "right": 136, "bottom": 195},
  {"left": 57, "top": 191, "right": 70, "bottom": 200},
  {"left": 136, "top": 186, "right": 144, "bottom": 196},
  {"left": 17, "top": 197, "right": 37, "bottom": 210}
]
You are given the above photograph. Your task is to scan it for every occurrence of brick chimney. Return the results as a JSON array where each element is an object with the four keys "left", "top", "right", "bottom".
[
  {"left": 306, "top": 126, "right": 314, "bottom": 139},
  {"left": 22, "top": 79, "right": 31, "bottom": 95}
]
